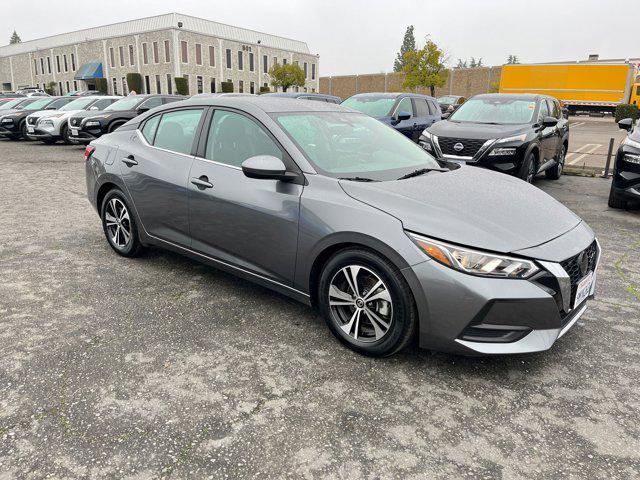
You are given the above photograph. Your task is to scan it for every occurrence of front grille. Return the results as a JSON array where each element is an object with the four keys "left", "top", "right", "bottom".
[
  {"left": 27, "top": 117, "right": 37, "bottom": 125},
  {"left": 560, "top": 241, "right": 598, "bottom": 304},
  {"left": 438, "top": 137, "right": 487, "bottom": 157}
]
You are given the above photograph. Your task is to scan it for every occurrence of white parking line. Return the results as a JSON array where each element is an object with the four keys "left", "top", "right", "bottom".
[
  {"left": 567, "top": 144, "right": 601, "bottom": 165},
  {"left": 570, "top": 121, "right": 586, "bottom": 128},
  {"left": 566, "top": 143, "right": 593, "bottom": 159}
]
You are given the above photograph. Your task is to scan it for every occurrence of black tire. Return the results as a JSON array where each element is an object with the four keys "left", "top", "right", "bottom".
[
  {"left": 608, "top": 185, "right": 627, "bottom": 209},
  {"left": 19, "top": 121, "right": 28, "bottom": 140},
  {"left": 545, "top": 144, "right": 566, "bottom": 180},
  {"left": 519, "top": 152, "right": 537, "bottom": 183},
  {"left": 61, "top": 124, "right": 71, "bottom": 144},
  {"left": 108, "top": 122, "right": 125, "bottom": 133},
  {"left": 101, "top": 189, "right": 143, "bottom": 257},
  {"left": 317, "top": 248, "right": 417, "bottom": 357}
]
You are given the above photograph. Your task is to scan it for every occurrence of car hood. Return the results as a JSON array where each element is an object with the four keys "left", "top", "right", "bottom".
[
  {"left": 28, "top": 110, "right": 57, "bottom": 120},
  {"left": 0, "top": 108, "right": 24, "bottom": 117},
  {"left": 339, "top": 166, "right": 581, "bottom": 253},
  {"left": 427, "top": 120, "right": 530, "bottom": 140}
]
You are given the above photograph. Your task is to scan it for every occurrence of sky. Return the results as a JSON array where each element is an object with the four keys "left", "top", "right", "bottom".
[{"left": 2, "top": 0, "right": 638, "bottom": 76}]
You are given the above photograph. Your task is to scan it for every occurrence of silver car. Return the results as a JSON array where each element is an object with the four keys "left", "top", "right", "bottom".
[{"left": 85, "top": 97, "right": 600, "bottom": 357}]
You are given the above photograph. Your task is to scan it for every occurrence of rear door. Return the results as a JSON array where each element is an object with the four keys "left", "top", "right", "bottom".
[
  {"left": 412, "top": 98, "right": 431, "bottom": 142},
  {"left": 118, "top": 107, "right": 205, "bottom": 246},
  {"left": 188, "top": 108, "right": 302, "bottom": 285}
]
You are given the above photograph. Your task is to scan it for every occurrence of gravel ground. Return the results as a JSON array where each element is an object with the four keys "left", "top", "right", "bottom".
[{"left": 0, "top": 138, "right": 639, "bottom": 479}]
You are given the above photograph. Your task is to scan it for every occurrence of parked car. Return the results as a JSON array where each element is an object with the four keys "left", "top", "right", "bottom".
[
  {"left": 608, "top": 117, "right": 640, "bottom": 209},
  {"left": 341, "top": 93, "right": 442, "bottom": 142},
  {"left": 0, "top": 97, "right": 36, "bottom": 111},
  {"left": 264, "top": 92, "right": 342, "bottom": 104},
  {"left": 0, "top": 93, "right": 25, "bottom": 99},
  {"left": 68, "top": 94, "right": 183, "bottom": 144},
  {"left": 0, "top": 96, "right": 76, "bottom": 140},
  {"left": 191, "top": 93, "right": 256, "bottom": 98},
  {"left": 16, "top": 87, "right": 49, "bottom": 96},
  {"left": 27, "top": 96, "right": 121, "bottom": 144},
  {"left": 420, "top": 94, "right": 569, "bottom": 183},
  {"left": 85, "top": 96, "right": 600, "bottom": 357},
  {"left": 437, "top": 95, "right": 466, "bottom": 113}
]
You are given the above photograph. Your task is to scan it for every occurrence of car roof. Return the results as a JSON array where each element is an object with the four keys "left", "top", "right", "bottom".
[
  {"left": 347, "top": 92, "right": 436, "bottom": 100},
  {"left": 162, "top": 96, "right": 351, "bottom": 114},
  {"left": 265, "top": 92, "right": 340, "bottom": 99},
  {"left": 471, "top": 93, "right": 542, "bottom": 101}
]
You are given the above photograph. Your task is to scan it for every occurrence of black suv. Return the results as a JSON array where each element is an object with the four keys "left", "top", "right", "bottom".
[
  {"left": 68, "top": 94, "right": 183, "bottom": 144},
  {"left": 420, "top": 94, "right": 569, "bottom": 182},
  {"left": 608, "top": 117, "right": 640, "bottom": 209}
]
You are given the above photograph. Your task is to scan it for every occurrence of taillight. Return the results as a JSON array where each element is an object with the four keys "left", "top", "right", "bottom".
[{"left": 84, "top": 146, "right": 95, "bottom": 161}]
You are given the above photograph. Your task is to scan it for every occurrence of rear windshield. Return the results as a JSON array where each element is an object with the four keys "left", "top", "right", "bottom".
[
  {"left": 449, "top": 97, "right": 536, "bottom": 124},
  {"left": 341, "top": 96, "right": 396, "bottom": 117}
]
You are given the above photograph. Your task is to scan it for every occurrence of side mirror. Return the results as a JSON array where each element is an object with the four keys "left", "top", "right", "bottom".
[
  {"left": 242, "top": 155, "right": 292, "bottom": 181},
  {"left": 391, "top": 111, "right": 411, "bottom": 125},
  {"left": 136, "top": 106, "right": 149, "bottom": 114},
  {"left": 542, "top": 116, "right": 558, "bottom": 128},
  {"left": 618, "top": 117, "right": 633, "bottom": 131},
  {"left": 89, "top": 106, "right": 99, "bottom": 110}
]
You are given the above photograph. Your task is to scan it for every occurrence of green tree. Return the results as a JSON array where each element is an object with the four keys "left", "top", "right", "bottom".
[
  {"left": 506, "top": 55, "right": 519, "bottom": 64},
  {"left": 268, "top": 62, "right": 305, "bottom": 92},
  {"left": 9, "top": 31, "right": 21, "bottom": 44},
  {"left": 174, "top": 77, "right": 189, "bottom": 96},
  {"left": 126, "top": 73, "right": 142, "bottom": 94},
  {"left": 469, "top": 57, "right": 477, "bottom": 68},
  {"left": 95, "top": 78, "right": 108, "bottom": 94},
  {"left": 402, "top": 39, "right": 448, "bottom": 97},
  {"left": 476, "top": 57, "right": 483, "bottom": 67},
  {"left": 393, "top": 25, "right": 416, "bottom": 72},
  {"left": 455, "top": 59, "right": 467, "bottom": 69}
]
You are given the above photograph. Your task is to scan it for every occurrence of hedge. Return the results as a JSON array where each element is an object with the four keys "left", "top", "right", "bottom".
[
  {"left": 615, "top": 103, "right": 640, "bottom": 123},
  {"left": 259, "top": 86, "right": 271, "bottom": 94},
  {"left": 221, "top": 81, "right": 234, "bottom": 93},
  {"left": 174, "top": 77, "right": 189, "bottom": 96},
  {"left": 95, "top": 78, "right": 108, "bottom": 94},
  {"left": 126, "top": 73, "right": 142, "bottom": 94}
]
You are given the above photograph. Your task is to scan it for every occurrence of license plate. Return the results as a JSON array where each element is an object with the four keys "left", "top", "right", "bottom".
[
  {"left": 27, "top": 126, "right": 34, "bottom": 133},
  {"left": 71, "top": 128, "right": 79, "bottom": 136},
  {"left": 573, "top": 271, "right": 593, "bottom": 308}
]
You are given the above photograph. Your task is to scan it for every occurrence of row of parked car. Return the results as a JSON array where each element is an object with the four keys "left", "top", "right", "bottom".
[{"left": 1, "top": 89, "right": 637, "bottom": 209}]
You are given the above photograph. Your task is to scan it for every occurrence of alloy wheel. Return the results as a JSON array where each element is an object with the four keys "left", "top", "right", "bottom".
[
  {"left": 328, "top": 265, "right": 393, "bottom": 343},
  {"left": 104, "top": 198, "right": 132, "bottom": 248},
  {"left": 557, "top": 146, "right": 566, "bottom": 175},
  {"left": 527, "top": 157, "right": 536, "bottom": 183}
]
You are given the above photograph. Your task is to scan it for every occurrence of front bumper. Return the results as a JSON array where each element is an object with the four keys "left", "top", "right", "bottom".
[
  {"left": 612, "top": 150, "right": 640, "bottom": 202},
  {"left": 0, "top": 123, "right": 19, "bottom": 136},
  {"left": 69, "top": 127, "right": 101, "bottom": 144},
  {"left": 407, "top": 232, "right": 600, "bottom": 355},
  {"left": 29, "top": 126, "right": 60, "bottom": 140}
]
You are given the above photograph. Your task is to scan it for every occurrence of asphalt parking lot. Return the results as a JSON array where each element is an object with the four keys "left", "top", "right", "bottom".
[
  {"left": 1, "top": 138, "right": 639, "bottom": 479},
  {"left": 567, "top": 116, "right": 627, "bottom": 170}
]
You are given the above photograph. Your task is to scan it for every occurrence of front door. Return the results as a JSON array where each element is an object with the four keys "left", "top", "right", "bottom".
[
  {"left": 188, "top": 109, "right": 302, "bottom": 285},
  {"left": 119, "top": 108, "right": 205, "bottom": 246},
  {"left": 393, "top": 97, "right": 416, "bottom": 140},
  {"left": 537, "top": 99, "right": 556, "bottom": 163}
]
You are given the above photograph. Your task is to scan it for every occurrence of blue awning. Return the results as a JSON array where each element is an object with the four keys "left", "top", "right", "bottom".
[{"left": 74, "top": 62, "right": 103, "bottom": 80}]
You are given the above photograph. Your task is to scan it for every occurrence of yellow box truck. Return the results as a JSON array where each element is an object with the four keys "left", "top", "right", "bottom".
[{"left": 499, "top": 63, "right": 640, "bottom": 114}]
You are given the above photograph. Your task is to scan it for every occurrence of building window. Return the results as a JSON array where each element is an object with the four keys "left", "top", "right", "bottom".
[
  {"left": 184, "top": 74, "right": 190, "bottom": 93},
  {"left": 153, "top": 42, "right": 159, "bottom": 64},
  {"left": 250, "top": 81, "right": 255, "bottom": 94},
  {"left": 283, "top": 58, "right": 287, "bottom": 65},
  {"left": 239, "top": 80, "right": 244, "bottom": 93},
  {"left": 312, "top": 63, "right": 316, "bottom": 80},
  {"left": 122, "top": 77, "right": 128, "bottom": 95},
  {"left": 73, "top": 80, "right": 78, "bottom": 91},
  {"left": 273, "top": 56, "right": 277, "bottom": 67},
  {"left": 40, "top": 58, "right": 44, "bottom": 75},
  {"left": 263, "top": 55, "right": 268, "bottom": 74},
  {"left": 304, "top": 62, "right": 308, "bottom": 78},
  {"left": 66, "top": 81, "right": 70, "bottom": 93},
  {"left": 33, "top": 58, "right": 38, "bottom": 75},
  {"left": 208, "top": 46, "right": 215, "bottom": 67},
  {"left": 144, "top": 75, "right": 150, "bottom": 94},
  {"left": 63, "top": 55, "right": 68, "bottom": 72},
  {"left": 226, "top": 49, "right": 232, "bottom": 69},
  {"left": 164, "top": 40, "right": 170, "bottom": 62},
  {"left": 112, "top": 78, "right": 118, "bottom": 95},
  {"left": 181, "top": 41, "right": 188, "bottom": 63},
  {"left": 108, "top": 49, "right": 114, "bottom": 68},
  {"left": 71, "top": 53, "right": 76, "bottom": 71},
  {"left": 119, "top": 47, "right": 124, "bottom": 67},
  {"left": 197, "top": 75, "right": 203, "bottom": 94},
  {"left": 249, "top": 52, "right": 254, "bottom": 72},
  {"left": 129, "top": 45, "right": 135, "bottom": 66},
  {"left": 142, "top": 43, "right": 149, "bottom": 64},
  {"left": 210, "top": 77, "right": 216, "bottom": 93},
  {"left": 58, "top": 82, "right": 63, "bottom": 95},
  {"left": 237, "top": 51, "right": 243, "bottom": 70},
  {"left": 195, "top": 44, "right": 202, "bottom": 66},
  {"left": 156, "top": 75, "right": 161, "bottom": 94},
  {"left": 167, "top": 74, "right": 173, "bottom": 94},
  {"left": 47, "top": 57, "right": 51, "bottom": 74},
  {"left": 56, "top": 55, "right": 62, "bottom": 73}
]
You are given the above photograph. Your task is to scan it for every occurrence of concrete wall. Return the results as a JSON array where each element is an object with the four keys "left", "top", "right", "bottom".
[{"left": 321, "top": 66, "right": 503, "bottom": 100}]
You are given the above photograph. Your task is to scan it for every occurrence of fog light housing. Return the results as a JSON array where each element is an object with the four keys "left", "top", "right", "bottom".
[
  {"left": 489, "top": 147, "right": 516, "bottom": 156},
  {"left": 85, "top": 121, "right": 101, "bottom": 127}
]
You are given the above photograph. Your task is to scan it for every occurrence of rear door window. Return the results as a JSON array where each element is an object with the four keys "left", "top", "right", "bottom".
[
  {"left": 413, "top": 99, "right": 429, "bottom": 117},
  {"left": 141, "top": 115, "right": 161, "bottom": 143},
  {"left": 152, "top": 109, "right": 203, "bottom": 155},
  {"left": 139, "top": 97, "right": 163, "bottom": 110},
  {"left": 427, "top": 100, "right": 440, "bottom": 115}
]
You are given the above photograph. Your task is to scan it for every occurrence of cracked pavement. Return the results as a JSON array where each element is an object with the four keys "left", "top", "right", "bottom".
[{"left": 0, "top": 138, "right": 639, "bottom": 479}]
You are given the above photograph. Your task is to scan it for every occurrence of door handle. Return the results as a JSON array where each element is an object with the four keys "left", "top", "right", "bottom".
[
  {"left": 122, "top": 155, "right": 137, "bottom": 166},
  {"left": 190, "top": 176, "right": 213, "bottom": 189}
]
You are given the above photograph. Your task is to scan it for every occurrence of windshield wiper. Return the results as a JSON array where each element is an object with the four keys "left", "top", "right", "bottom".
[
  {"left": 397, "top": 167, "right": 447, "bottom": 180},
  {"left": 338, "top": 176, "right": 378, "bottom": 182}
]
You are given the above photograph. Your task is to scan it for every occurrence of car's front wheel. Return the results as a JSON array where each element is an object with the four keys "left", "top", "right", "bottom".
[
  {"left": 545, "top": 144, "right": 566, "bottom": 180},
  {"left": 101, "top": 189, "right": 143, "bottom": 257},
  {"left": 519, "top": 152, "right": 537, "bottom": 183},
  {"left": 61, "top": 124, "right": 71, "bottom": 144},
  {"left": 608, "top": 184, "right": 627, "bottom": 209},
  {"left": 318, "top": 248, "right": 417, "bottom": 357}
]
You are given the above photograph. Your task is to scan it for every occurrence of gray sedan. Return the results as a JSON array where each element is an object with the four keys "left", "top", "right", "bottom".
[{"left": 84, "top": 97, "right": 600, "bottom": 357}]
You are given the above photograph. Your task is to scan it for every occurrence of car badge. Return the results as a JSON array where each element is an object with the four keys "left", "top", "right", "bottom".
[{"left": 453, "top": 142, "right": 464, "bottom": 152}]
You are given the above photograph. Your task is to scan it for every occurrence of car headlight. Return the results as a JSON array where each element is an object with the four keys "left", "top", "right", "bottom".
[
  {"left": 85, "top": 121, "right": 101, "bottom": 127},
  {"left": 495, "top": 133, "right": 527, "bottom": 144},
  {"left": 407, "top": 232, "right": 539, "bottom": 279},
  {"left": 623, "top": 153, "right": 640, "bottom": 164},
  {"left": 622, "top": 136, "right": 640, "bottom": 149},
  {"left": 488, "top": 147, "right": 516, "bottom": 156}
]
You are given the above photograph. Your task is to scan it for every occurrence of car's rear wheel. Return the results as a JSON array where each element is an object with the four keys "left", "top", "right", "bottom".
[
  {"left": 318, "top": 248, "right": 416, "bottom": 357},
  {"left": 545, "top": 144, "right": 566, "bottom": 180},
  {"left": 108, "top": 122, "right": 125, "bottom": 133},
  {"left": 519, "top": 152, "right": 537, "bottom": 183},
  {"left": 608, "top": 184, "right": 627, "bottom": 209},
  {"left": 101, "top": 189, "right": 143, "bottom": 257}
]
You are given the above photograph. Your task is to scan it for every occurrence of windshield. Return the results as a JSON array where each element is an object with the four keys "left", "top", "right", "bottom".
[
  {"left": 23, "top": 98, "right": 53, "bottom": 110},
  {"left": 105, "top": 97, "right": 142, "bottom": 111},
  {"left": 60, "top": 98, "right": 95, "bottom": 111},
  {"left": 449, "top": 97, "right": 536, "bottom": 124},
  {"left": 341, "top": 96, "right": 396, "bottom": 117},
  {"left": 438, "top": 96, "right": 457, "bottom": 105},
  {"left": 274, "top": 112, "right": 442, "bottom": 181},
  {"left": 0, "top": 98, "right": 29, "bottom": 110}
]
